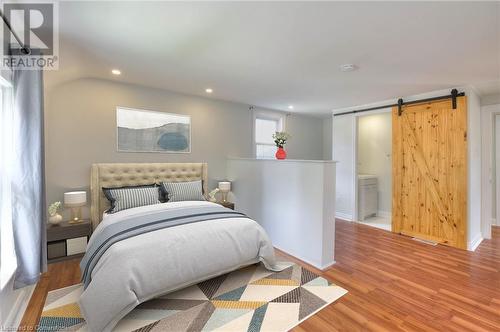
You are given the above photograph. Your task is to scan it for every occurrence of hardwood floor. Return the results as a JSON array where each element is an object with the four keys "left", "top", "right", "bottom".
[
  {"left": 19, "top": 258, "right": 81, "bottom": 328},
  {"left": 21, "top": 220, "right": 500, "bottom": 331}
]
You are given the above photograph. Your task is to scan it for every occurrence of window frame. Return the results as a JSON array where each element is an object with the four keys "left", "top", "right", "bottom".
[
  {"left": 252, "top": 109, "right": 286, "bottom": 159},
  {"left": 0, "top": 74, "right": 16, "bottom": 290}
]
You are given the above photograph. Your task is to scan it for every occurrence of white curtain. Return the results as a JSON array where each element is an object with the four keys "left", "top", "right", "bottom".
[{"left": 6, "top": 68, "right": 47, "bottom": 289}]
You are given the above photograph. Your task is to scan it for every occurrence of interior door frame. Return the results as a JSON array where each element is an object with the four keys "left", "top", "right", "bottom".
[
  {"left": 496, "top": 115, "right": 500, "bottom": 229},
  {"left": 353, "top": 108, "right": 393, "bottom": 226},
  {"left": 481, "top": 104, "right": 500, "bottom": 240}
]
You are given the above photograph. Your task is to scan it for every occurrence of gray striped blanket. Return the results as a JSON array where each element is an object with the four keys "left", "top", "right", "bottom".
[{"left": 80, "top": 204, "right": 247, "bottom": 289}]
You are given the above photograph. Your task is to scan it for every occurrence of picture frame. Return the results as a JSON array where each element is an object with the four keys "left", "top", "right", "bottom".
[{"left": 116, "top": 107, "right": 191, "bottom": 153}]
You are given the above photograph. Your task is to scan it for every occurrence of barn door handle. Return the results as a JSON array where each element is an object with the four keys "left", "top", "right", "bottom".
[
  {"left": 397, "top": 98, "right": 404, "bottom": 116},
  {"left": 451, "top": 89, "right": 458, "bottom": 110}
]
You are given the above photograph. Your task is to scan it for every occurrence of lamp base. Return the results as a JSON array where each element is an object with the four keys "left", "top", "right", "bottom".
[
  {"left": 220, "top": 191, "right": 228, "bottom": 203},
  {"left": 69, "top": 206, "right": 83, "bottom": 223}
]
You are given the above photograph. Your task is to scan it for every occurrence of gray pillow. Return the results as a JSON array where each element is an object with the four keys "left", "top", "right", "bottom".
[
  {"left": 103, "top": 184, "right": 160, "bottom": 213},
  {"left": 161, "top": 180, "right": 205, "bottom": 202}
]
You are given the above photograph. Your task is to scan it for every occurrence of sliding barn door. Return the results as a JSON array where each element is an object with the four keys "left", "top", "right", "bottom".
[{"left": 392, "top": 97, "right": 467, "bottom": 249}]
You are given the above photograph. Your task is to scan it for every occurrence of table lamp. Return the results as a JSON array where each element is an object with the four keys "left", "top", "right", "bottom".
[
  {"left": 64, "top": 191, "right": 87, "bottom": 223},
  {"left": 218, "top": 181, "right": 231, "bottom": 203}
]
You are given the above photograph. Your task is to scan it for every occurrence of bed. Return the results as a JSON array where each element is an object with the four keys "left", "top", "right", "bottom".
[{"left": 79, "top": 163, "right": 280, "bottom": 332}]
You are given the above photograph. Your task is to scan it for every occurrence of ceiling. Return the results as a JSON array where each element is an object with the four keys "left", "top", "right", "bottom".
[{"left": 45, "top": 1, "right": 500, "bottom": 114}]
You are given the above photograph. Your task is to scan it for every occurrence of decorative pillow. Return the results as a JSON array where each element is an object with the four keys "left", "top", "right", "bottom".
[
  {"left": 160, "top": 180, "right": 205, "bottom": 202},
  {"left": 103, "top": 184, "right": 160, "bottom": 214}
]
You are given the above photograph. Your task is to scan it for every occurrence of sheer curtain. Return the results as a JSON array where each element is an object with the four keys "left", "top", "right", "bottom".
[{"left": 6, "top": 68, "right": 46, "bottom": 289}]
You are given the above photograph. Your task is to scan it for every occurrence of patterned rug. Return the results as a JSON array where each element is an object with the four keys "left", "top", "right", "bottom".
[{"left": 38, "top": 263, "right": 347, "bottom": 332}]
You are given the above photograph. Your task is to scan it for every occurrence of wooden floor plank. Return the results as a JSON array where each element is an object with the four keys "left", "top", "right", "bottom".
[{"left": 20, "top": 221, "right": 500, "bottom": 331}]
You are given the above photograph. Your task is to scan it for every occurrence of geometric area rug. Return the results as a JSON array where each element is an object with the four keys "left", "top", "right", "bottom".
[{"left": 37, "top": 263, "right": 347, "bottom": 332}]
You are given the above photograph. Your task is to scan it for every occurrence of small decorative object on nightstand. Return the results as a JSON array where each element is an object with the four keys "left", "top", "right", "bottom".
[
  {"left": 47, "top": 219, "right": 92, "bottom": 263},
  {"left": 48, "top": 201, "right": 63, "bottom": 225},
  {"left": 218, "top": 201, "right": 235, "bottom": 210},
  {"left": 208, "top": 188, "right": 220, "bottom": 202},
  {"left": 218, "top": 181, "right": 231, "bottom": 203},
  {"left": 64, "top": 191, "right": 87, "bottom": 223}
]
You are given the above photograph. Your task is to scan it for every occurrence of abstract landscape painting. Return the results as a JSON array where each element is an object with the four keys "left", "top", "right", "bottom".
[{"left": 117, "top": 107, "right": 191, "bottom": 153}]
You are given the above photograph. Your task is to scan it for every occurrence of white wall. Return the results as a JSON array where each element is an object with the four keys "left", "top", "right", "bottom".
[
  {"left": 322, "top": 117, "right": 333, "bottom": 160},
  {"left": 481, "top": 93, "right": 500, "bottom": 106},
  {"left": 285, "top": 114, "right": 324, "bottom": 160},
  {"left": 467, "top": 88, "right": 483, "bottom": 249},
  {"left": 227, "top": 158, "right": 336, "bottom": 269},
  {"left": 332, "top": 114, "right": 355, "bottom": 220},
  {"left": 45, "top": 78, "right": 325, "bottom": 219},
  {"left": 357, "top": 112, "right": 392, "bottom": 215}
]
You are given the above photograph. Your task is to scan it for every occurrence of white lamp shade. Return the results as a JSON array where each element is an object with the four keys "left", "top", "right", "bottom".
[
  {"left": 64, "top": 191, "right": 87, "bottom": 206},
  {"left": 218, "top": 181, "right": 231, "bottom": 192}
]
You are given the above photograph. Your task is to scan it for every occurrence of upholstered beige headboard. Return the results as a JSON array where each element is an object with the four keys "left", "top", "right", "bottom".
[{"left": 90, "top": 163, "right": 208, "bottom": 229}]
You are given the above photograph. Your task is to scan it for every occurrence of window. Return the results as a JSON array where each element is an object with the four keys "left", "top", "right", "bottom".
[
  {"left": 253, "top": 111, "right": 285, "bottom": 159},
  {"left": 0, "top": 75, "right": 16, "bottom": 289}
]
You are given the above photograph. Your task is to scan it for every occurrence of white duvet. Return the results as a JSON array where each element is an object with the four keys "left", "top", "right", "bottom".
[{"left": 78, "top": 201, "right": 280, "bottom": 332}]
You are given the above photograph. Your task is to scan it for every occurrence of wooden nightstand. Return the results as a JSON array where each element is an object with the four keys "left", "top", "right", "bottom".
[
  {"left": 217, "top": 201, "right": 235, "bottom": 210},
  {"left": 47, "top": 220, "right": 92, "bottom": 263}
]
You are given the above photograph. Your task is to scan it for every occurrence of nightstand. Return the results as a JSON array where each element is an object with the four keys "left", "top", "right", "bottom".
[
  {"left": 217, "top": 201, "right": 235, "bottom": 210},
  {"left": 47, "top": 220, "right": 92, "bottom": 263}
]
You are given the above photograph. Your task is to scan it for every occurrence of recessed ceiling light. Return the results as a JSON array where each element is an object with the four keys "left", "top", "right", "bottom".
[
  {"left": 205, "top": 88, "right": 213, "bottom": 93},
  {"left": 111, "top": 69, "right": 121, "bottom": 75},
  {"left": 339, "top": 64, "right": 357, "bottom": 72},
  {"left": 288, "top": 105, "right": 294, "bottom": 110}
]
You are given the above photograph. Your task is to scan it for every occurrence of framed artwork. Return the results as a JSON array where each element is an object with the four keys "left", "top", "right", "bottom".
[{"left": 116, "top": 107, "right": 191, "bottom": 153}]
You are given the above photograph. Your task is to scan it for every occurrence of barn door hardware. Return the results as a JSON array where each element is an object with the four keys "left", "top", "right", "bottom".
[
  {"left": 397, "top": 98, "right": 404, "bottom": 116},
  {"left": 451, "top": 89, "right": 458, "bottom": 110},
  {"left": 334, "top": 89, "right": 465, "bottom": 117}
]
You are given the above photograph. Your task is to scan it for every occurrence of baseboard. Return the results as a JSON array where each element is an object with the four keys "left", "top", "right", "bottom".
[
  {"left": 319, "top": 260, "right": 337, "bottom": 271},
  {"left": 335, "top": 212, "right": 353, "bottom": 221},
  {"left": 274, "top": 245, "right": 335, "bottom": 271},
  {"left": 377, "top": 210, "right": 391, "bottom": 218},
  {"left": 3, "top": 284, "right": 35, "bottom": 329},
  {"left": 467, "top": 234, "right": 484, "bottom": 251}
]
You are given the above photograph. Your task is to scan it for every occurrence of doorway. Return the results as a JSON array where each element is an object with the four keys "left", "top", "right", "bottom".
[{"left": 356, "top": 111, "right": 392, "bottom": 231}]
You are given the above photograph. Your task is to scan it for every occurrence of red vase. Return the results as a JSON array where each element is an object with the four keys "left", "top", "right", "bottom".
[{"left": 275, "top": 147, "right": 287, "bottom": 160}]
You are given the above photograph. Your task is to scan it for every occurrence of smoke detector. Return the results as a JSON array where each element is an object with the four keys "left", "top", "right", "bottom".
[{"left": 339, "top": 64, "right": 357, "bottom": 72}]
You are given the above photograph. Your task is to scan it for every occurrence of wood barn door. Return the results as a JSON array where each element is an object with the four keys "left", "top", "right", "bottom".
[{"left": 392, "top": 97, "right": 467, "bottom": 249}]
